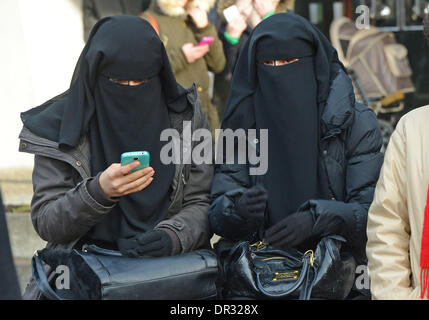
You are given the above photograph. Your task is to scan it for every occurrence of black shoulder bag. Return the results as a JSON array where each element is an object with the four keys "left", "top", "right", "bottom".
[
  {"left": 32, "top": 244, "right": 219, "bottom": 300},
  {"left": 218, "top": 235, "right": 356, "bottom": 300}
]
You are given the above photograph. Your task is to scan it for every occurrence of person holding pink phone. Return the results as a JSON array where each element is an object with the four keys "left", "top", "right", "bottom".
[{"left": 141, "top": 0, "right": 226, "bottom": 135}]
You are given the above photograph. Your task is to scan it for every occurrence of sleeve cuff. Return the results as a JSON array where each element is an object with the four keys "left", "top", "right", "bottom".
[
  {"left": 262, "top": 11, "right": 275, "bottom": 20},
  {"left": 156, "top": 227, "right": 182, "bottom": 255},
  {"left": 86, "top": 172, "right": 118, "bottom": 207},
  {"left": 223, "top": 31, "right": 240, "bottom": 45}
]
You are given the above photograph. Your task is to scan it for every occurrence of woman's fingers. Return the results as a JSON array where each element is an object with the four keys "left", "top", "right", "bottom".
[
  {"left": 122, "top": 176, "right": 154, "bottom": 196},
  {"left": 100, "top": 161, "right": 156, "bottom": 197},
  {"left": 119, "top": 166, "right": 154, "bottom": 184},
  {"left": 119, "top": 170, "right": 154, "bottom": 194},
  {"left": 192, "top": 45, "right": 209, "bottom": 58},
  {"left": 265, "top": 217, "right": 289, "bottom": 238},
  {"left": 119, "top": 161, "right": 141, "bottom": 176},
  {"left": 266, "top": 225, "right": 294, "bottom": 245}
]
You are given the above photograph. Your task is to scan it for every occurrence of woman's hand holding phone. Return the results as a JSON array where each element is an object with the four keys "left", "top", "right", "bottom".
[
  {"left": 99, "top": 161, "right": 154, "bottom": 198},
  {"left": 226, "top": 15, "right": 248, "bottom": 39},
  {"left": 182, "top": 43, "right": 209, "bottom": 64}
]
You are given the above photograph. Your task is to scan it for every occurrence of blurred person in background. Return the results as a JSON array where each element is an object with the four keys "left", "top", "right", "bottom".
[
  {"left": 0, "top": 192, "right": 21, "bottom": 300},
  {"left": 366, "top": 17, "right": 429, "bottom": 300},
  {"left": 83, "top": 0, "right": 152, "bottom": 41},
  {"left": 213, "top": 0, "right": 295, "bottom": 119},
  {"left": 142, "top": 0, "right": 226, "bottom": 135},
  {"left": 19, "top": 16, "right": 213, "bottom": 299}
]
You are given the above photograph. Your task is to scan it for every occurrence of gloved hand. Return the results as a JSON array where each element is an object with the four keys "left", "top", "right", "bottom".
[
  {"left": 117, "top": 230, "right": 173, "bottom": 258},
  {"left": 264, "top": 210, "right": 315, "bottom": 249},
  {"left": 236, "top": 185, "right": 268, "bottom": 221}
]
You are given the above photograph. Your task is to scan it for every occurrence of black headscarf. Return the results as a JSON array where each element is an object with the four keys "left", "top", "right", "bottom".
[
  {"left": 21, "top": 16, "right": 188, "bottom": 242},
  {"left": 222, "top": 13, "right": 344, "bottom": 226}
]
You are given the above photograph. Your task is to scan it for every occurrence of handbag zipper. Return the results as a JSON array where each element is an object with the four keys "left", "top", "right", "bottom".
[{"left": 262, "top": 256, "right": 287, "bottom": 261}]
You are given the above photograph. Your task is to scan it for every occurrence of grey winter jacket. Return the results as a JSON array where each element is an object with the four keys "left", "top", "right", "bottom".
[{"left": 20, "top": 85, "right": 214, "bottom": 299}]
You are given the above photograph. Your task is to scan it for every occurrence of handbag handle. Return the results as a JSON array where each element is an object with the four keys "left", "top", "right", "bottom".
[
  {"left": 255, "top": 251, "right": 314, "bottom": 300},
  {"left": 31, "top": 253, "right": 65, "bottom": 300}
]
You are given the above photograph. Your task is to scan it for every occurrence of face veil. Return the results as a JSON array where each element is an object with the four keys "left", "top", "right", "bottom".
[
  {"left": 222, "top": 13, "right": 344, "bottom": 226},
  {"left": 21, "top": 16, "right": 189, "bottom": 243}
]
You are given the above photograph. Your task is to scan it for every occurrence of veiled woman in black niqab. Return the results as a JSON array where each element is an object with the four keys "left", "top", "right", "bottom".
[
  {"left": 21, "top": 16, "right": 188, "bottom": 246},
  {"left": 209, "top": 11, "right": 383, "bottom": 275},
  {"left": 221, "top": 12, "right": 341, "bottom": 233}
]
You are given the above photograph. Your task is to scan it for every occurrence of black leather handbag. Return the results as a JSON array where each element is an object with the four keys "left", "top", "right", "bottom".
[
  {"left": 32, "top": 244, "right": 219, "bottom": 300},
  {"left": 219, "top": 235, "right": 356, "bottom": 300}
]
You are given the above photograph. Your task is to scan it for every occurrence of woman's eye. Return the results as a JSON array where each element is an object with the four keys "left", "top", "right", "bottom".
[
  {"left": 109, "top": 78, "right": 128, "bottom": 85},
  {"left": 258, "top": 59, "right": 300, "bottom": 66},
  {"left": 279, "top": 58, "right": 300, "bottom": 65},
  {"left": 129, "top": 79, "right": 148, "bottom": 86},
  {"left": 108, "top": 78, "right": 148, "bottom": 86},
  {"left": 263, "top": 60, "right": 275, "bottom": 66}
]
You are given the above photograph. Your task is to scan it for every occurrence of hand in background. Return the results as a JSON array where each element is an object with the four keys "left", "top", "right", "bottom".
[
  {"left": 265, "top": 210, "right": 315, "bottom": 249},
  {"left": 253, "top": 0, "right": 276, "bottom": 18},
  {"left": 117, "top": 230, "right": 173, "bottom": 257},
  {"left": 187, "top": 5, "right": 209, "bottom": 29},
  {"left": 226, "top": 14, "right": 248, "bottom": 38},
  {"left": 182, "top": 43, "right": 209, "bottom": 63},
  {"left": 99, "top": 161, "right": 154, "bottom": 198},
  {"left": 236, "top": 185, "right": 268, "bottom": 221}
]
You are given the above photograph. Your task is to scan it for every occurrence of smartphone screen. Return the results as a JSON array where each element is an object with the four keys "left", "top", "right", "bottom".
[
  {"left": 223, "top": 5, "right": 241, "bottom": 24},
  {"left": 197, "top": 36, "right": 214, "bottom": 46}
]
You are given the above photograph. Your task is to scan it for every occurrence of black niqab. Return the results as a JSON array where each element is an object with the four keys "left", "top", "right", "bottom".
[
  {"left": 222, "top": 13, "right": 344, "bottom": 226},
  {"left": 21, "top": 16, "right": 188, "bottom": 242}
]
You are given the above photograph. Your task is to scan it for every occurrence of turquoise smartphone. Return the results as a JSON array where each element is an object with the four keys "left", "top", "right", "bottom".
[{"left": 120, "top": 151, "right": 150, "bottom": 173}]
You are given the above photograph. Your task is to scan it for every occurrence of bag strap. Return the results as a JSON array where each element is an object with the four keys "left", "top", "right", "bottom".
[
  {"left": 31, "top": 253, "right": 64, "bottom": 300},
  {"left": 143, "top": 13, "right": 160, "bottom": 36}
]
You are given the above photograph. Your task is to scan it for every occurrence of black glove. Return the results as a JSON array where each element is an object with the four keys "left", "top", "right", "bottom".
[
  {"left": 236, "top": 185, "right": 268, "bottom": 221},
  {"left": 264, "top": 210, "right": 315, "bottom": 249},
  {"left": 117, "top": 230, "right": 173, "bottom": 258}
]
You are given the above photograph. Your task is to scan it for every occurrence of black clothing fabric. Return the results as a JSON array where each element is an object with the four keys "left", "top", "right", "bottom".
[
  {"left": 117, "top": 229, "right": 173, "bottom": 257},
  {"left": 265, "top": 210, "right": 315, "bottom": 249},
  {"left": 21, "top": 16, "right": 188, "bottom": 243},
  {"left": 0, "top": 192, "right": 21, "bottom": 299},
  {"left": 236, "top": 185, "right": 267, "bottom": 221},
  {"left": 83, "top": 0, "right": 152, "bottom": 41},
  {"left": 222, "top": 13, "right": 340, "bottom": 226}
]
